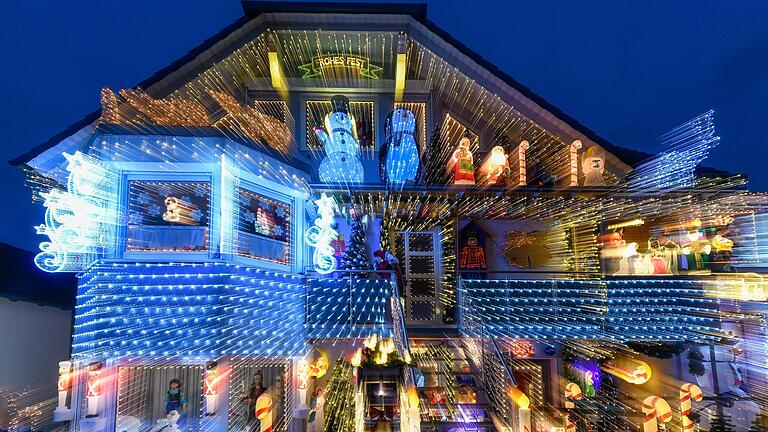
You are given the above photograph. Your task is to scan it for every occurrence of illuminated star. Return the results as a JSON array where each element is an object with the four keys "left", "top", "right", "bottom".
[{"left": 315, "top": 193, "right": 335, "bottom": 210}]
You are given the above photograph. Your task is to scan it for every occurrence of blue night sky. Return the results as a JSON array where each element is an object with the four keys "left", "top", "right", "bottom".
[{"left": 1, "top": 0, "right": 767, "bottom": 251}]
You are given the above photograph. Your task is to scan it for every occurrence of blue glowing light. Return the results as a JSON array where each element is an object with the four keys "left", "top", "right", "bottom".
[{"left": 380, "top": 108, "right": 419, "bottom": 184}]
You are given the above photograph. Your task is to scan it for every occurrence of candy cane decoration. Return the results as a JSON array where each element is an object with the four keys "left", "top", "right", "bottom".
[
  {"left": 569, "top": 140, "right": 582, "bottom": 186},
  {"left": 642, "top": 396, "right": 672, "bottom": 432},
  {"left": 564, "top": 382, "right": 583, "bottom": 400},
  {"left": 564, "top": 382, "right": 582, "bottom": 431},
  {"left": 255, "top": 394, "right": 273, "bottom": 432},
  {"left": 565, "top": 414, "right": 576, "bottom": 432},
  {"left": 680, "top": 383, "right": 703, "bottom": 431},
  {"left": 517, "top": 140, "right": 529, "bottom": 186}
]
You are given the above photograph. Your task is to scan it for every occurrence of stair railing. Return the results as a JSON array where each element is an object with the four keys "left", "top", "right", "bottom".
[{"left": 457, "top": 275, "right": 521, "bottom": 431}]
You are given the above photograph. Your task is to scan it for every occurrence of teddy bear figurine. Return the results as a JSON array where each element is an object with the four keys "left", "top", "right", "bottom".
[
  {"left": 313, "top": 95, "right": 364, "bottom": 183},
  {"left": 379, "top": 108, "right": 420, "bottom": 183}
]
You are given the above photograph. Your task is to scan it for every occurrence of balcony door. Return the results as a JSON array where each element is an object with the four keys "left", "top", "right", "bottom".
[{"left": 400, "top": 230, "right": 442, "bottom": 325}]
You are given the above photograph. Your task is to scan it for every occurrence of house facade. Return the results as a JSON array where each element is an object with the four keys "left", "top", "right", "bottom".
[{"left": 12, "top": 2, "right": 768, "bottom": 432}]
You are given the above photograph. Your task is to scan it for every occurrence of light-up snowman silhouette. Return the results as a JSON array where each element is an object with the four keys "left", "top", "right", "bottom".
[
  {"left": 313, "top": 95, "right": 364, "bottom": 183},
  {"left": 379, "top": 108, "right": 420, "bottom": 183}
]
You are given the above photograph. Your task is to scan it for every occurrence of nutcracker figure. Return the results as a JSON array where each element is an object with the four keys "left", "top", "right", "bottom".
[
  {"left": 204, "top": 362, "right": 218, "bottom": 416},
  {"left": 85, "top": 362, "right": 103, "bottom": 418}
]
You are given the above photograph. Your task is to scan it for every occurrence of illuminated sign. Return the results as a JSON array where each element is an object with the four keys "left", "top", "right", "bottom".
[{"left": 299, "top": 55, "right": 383, "bottom": 79}]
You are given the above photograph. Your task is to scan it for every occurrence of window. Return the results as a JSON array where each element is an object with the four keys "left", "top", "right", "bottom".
[
  {"left": 305, "top": 100, "right": 375, "bottom": 149},
  {"left": 234, "top": 188, "right": 291, "bottom": 265},
  {"left": 126, "top": 181, "right": 210, "bottom": 252}
]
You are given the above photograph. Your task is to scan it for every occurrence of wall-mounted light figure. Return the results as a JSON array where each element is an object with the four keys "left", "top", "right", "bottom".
[
  {"left": 34, "top": 152, "right": 118, "bottom": 272},
  {"left": 380, "top": 108, "right": 419, "bottom": 184},
  {"left": 305, "top": 194, "right": 338, "bottom": 274}
]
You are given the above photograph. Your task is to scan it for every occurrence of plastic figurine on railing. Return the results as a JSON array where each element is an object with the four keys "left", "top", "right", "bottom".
[{"left": 313, "top": 95, "right": 364, "bottom": 183}]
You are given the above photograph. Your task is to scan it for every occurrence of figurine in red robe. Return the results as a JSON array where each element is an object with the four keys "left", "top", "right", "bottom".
[{"left": 448, "top": 137, "right": 475, "bottom": 185}]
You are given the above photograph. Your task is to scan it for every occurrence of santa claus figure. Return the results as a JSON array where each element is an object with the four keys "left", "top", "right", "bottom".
[
  {"left": 479, "top": 146, "right": 510, "bottom": 186},
  {"left": 447, "top": 137, "right": 475, "bottom": 185}
]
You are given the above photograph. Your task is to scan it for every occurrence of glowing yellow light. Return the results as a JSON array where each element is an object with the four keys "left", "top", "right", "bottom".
[
  {"left": 364, "top": 334, "right": 378, "bottom": 350},
  {"left": 379, "top": 339, "right": 396, "bottom": 355},
  {"left": 268, "top": 51, "right": 284, "bottom": 90},
  {"left": 602, "top": 357, "right": 652, "bottom": 384},
  {"left": 351, "top": 348, "right": 363, "bottom": 367},
  {"left": 374, "top": 350, "right": 388, "bottom": 365},
  {"left": 407, "top": 387, "right": 419, "bottom": 408},
  {"left": 509, "top": 386, "right": 530, "bottom": 409},
  {"left": 395, "top": 52, "right": 407, "bottom": 102},
  {"left": 606, "top": 219, "right": 645, "bottom": 230}
]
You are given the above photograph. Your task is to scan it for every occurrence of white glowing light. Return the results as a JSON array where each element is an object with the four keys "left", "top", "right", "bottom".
[
  {"left": 34, "top": 152, "right": 118, "bottom": 272},
  {"left": 305, "top": 193, "right": 338, "bottom": 274}
]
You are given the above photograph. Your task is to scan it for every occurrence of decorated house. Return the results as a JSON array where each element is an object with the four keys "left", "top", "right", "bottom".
[{"left": 12, "top": 2, "right": 768, "bottom": 432}]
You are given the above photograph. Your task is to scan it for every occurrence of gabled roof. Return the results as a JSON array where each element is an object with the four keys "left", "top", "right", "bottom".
[{"left": 10, "top": 1, "right": 648, "bottom": 169}]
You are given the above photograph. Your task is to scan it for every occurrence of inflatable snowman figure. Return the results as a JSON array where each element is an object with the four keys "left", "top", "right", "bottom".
[
  {"left": 379, "top": 108, "right": 420, "bottom": 183},
  {"left": 313, "top": 95, "right": 364, "bottom": 183}
]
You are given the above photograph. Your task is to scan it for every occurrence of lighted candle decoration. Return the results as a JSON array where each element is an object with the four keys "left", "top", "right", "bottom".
[
  {"left": 641, "top": 396, "right": 672, "bottom": 432},
  {"left": 510, "top": 386, "right": 531, "bottom": 432},
  {"left": 569, "top": 140, "right": 582, "bottom": 186},
  {"left": 297, "top": 358, "right": 311, "bottom": 409}
]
